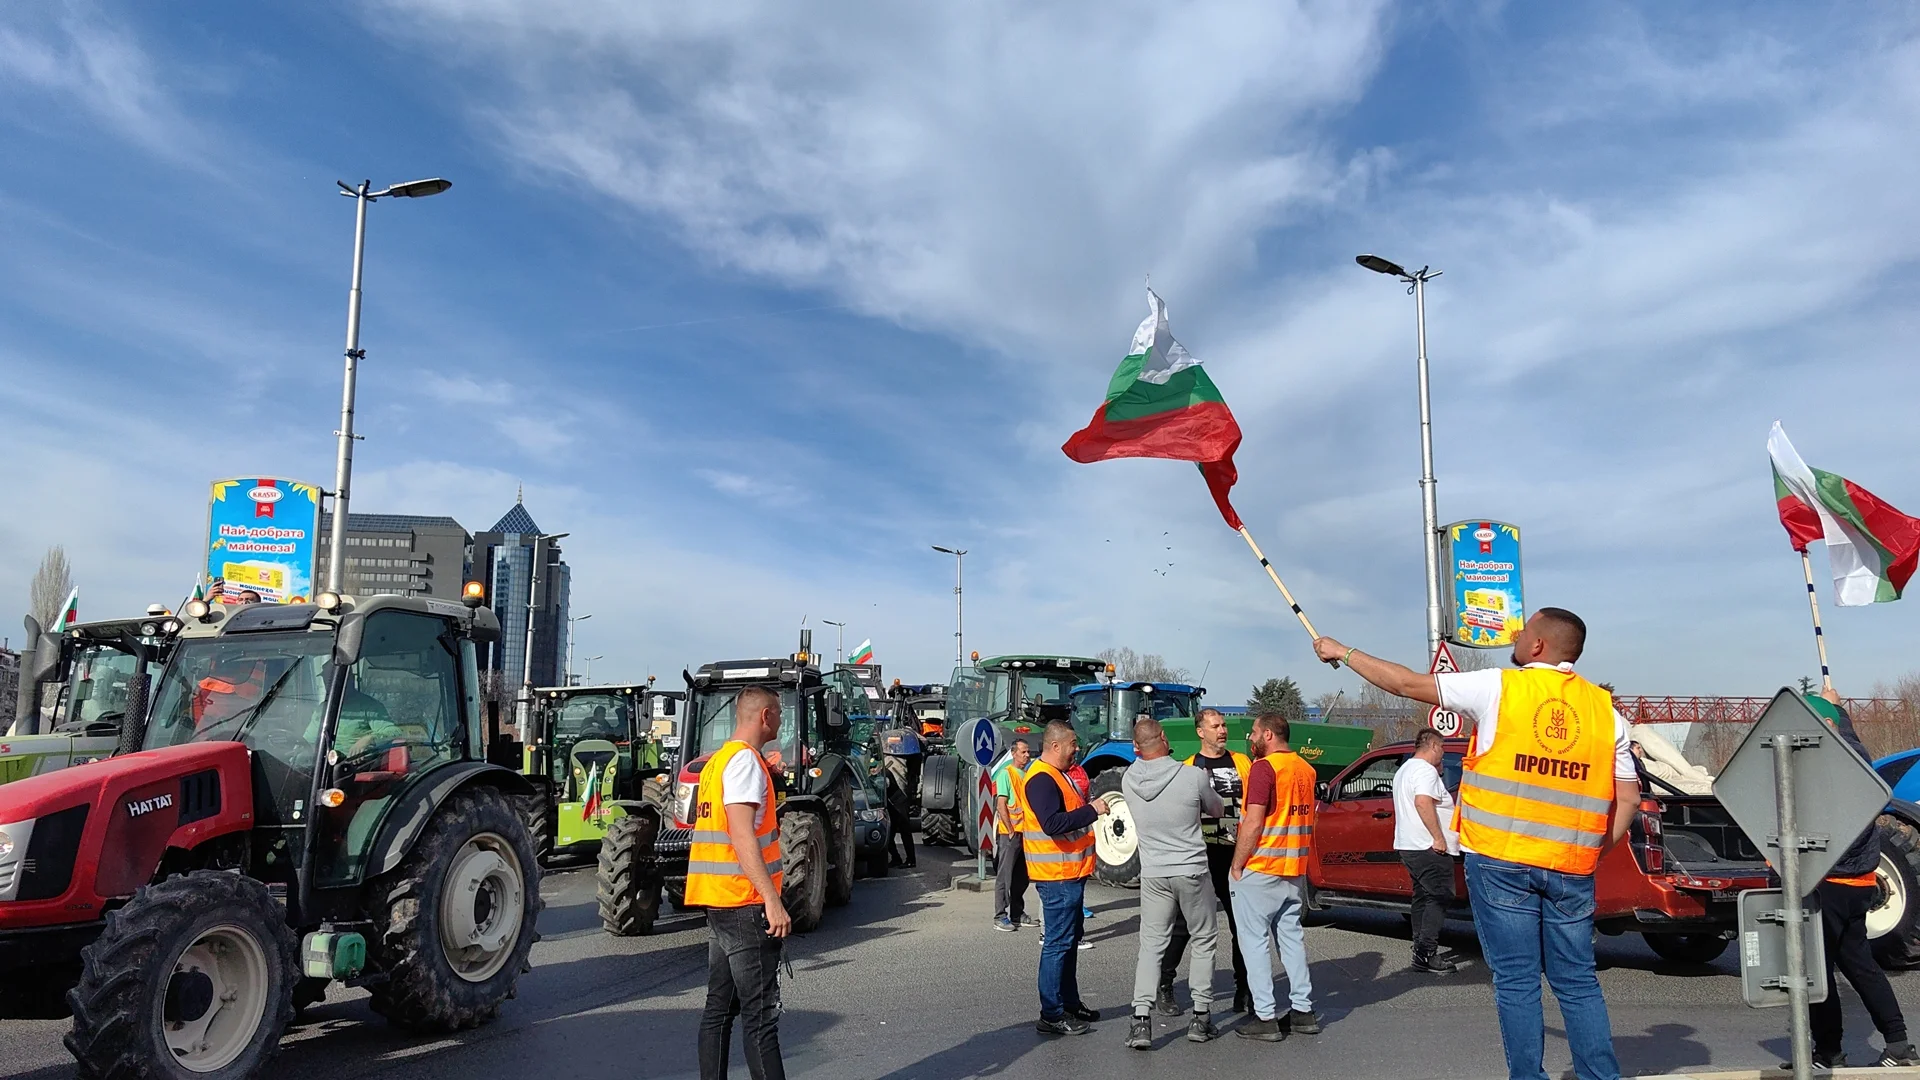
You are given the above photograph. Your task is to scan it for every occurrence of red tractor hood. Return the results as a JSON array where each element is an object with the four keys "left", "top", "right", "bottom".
[{"left": 0, "top": 742, "right": 247, "bottom": 823}]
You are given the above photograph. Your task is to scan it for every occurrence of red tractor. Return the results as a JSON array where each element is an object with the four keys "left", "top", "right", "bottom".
[{"left": 0, "top": 590, "right": 542, "bottom": 1080}]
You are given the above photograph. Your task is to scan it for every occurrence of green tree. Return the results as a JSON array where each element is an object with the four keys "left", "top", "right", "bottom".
[
  {"left": 1796, "top": 676, "right": 1815, "bottom": 696},
  {"left": 1248, "top": 677, "right": 1306, "bottom": 723},
  {"left": 1097, "top": 646, "right": 1188, "bottom": 683}
]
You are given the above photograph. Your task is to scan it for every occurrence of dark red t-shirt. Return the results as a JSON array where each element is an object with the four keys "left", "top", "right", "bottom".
[{"left": 1244, "top": 758, "right": 1277, "bottom": 812}]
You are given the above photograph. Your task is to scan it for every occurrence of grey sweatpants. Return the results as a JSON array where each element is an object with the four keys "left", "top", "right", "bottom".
[{"left": 1133, "top": 872, "right": 1218, "bottom": 1015}]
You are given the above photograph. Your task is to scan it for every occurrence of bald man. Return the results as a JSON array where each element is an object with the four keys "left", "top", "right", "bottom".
[{"left": 1023, "top": 720, "right": 1111, "bottom": 1036}]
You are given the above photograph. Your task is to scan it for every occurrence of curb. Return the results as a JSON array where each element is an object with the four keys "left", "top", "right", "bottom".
[{"left": 1638, "top": 1069, "right": 1920, "bottom": 1078}]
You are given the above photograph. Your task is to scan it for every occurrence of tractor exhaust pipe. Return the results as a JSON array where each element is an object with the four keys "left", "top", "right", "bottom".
[{"left": 10, "top": 616, "right": 44, "bottom": 736}]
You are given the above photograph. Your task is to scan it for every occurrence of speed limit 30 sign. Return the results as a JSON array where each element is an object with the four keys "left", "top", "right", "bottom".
[{"left": 1428, "top": 642, "right": 1462, "bottom": 736}]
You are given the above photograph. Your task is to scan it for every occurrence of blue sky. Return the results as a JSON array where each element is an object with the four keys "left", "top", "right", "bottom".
[{"left": 3, "top": 2, "right": 1918, "bottom": 701}]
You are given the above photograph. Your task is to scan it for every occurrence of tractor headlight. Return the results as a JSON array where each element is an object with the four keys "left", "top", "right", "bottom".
[
  {"left": 675, "top": 782, "right": 696, "bottom": 824},
  {"left": 0, "top": 828, "right": 14, "bottom": 859},
  {"left": 0, "top": 819, "right": 35, "bottom": 903},
  {"left": 857, "top": 809, "right": 885, "bottom": 823}
]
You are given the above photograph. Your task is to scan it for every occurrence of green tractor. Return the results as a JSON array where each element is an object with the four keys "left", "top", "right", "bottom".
[
  {"left": 2, "top": 611, "right": 182, "bottom": 785},
  {"left": 937, "top": 654, "right": 1106, "bottom": 852},
  {"left": 596, "top": 630, "right": 859, "bottom": 936},
  {"left": 516, "top": 680, "right": 681, "bottom": 861}
]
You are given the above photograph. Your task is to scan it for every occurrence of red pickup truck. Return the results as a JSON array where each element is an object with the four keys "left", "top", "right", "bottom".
[{"left": 1308, "top": 738, "right": 1772, "bottom": 964}]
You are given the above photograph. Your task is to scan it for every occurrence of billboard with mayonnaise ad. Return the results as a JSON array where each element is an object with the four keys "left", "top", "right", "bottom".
[
  {"left": 205, "top": 478, "right": 322, "bottom": 604},
  {"left": 1446, "top": 520, "right": 1525, "bottom": 649}
]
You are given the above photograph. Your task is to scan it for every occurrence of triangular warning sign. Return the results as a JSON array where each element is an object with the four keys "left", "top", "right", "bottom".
[{"left": 1428, "top": 641, "right": 1458, "bottom": 675}]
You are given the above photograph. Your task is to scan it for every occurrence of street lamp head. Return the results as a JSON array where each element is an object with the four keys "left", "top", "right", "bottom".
[
  {"left": 576, "top": 613, "right": 592, "bottom": 622},
  {"left": 932, "top": 545, "right": 955, "bottom": 554},
  {"left": 387, "top": 177, "right": 452, "bottom": 199},
  {"left": 1356, "top": 253, "right": 1409, "bottom": 278}
]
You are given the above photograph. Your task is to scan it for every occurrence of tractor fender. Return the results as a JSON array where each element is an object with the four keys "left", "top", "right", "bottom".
[
  {"left": 920, "top": 753, "right": 959, "bottom": 812},
  {"left": 1885, "top": 797, "right": 1920, "bottom": 825},
  {"left": 367, "top": 762, "right": 535, "bottom": 879},
  {"left": 1081, "top": 745, "right": 1136, "bottom": 778}
]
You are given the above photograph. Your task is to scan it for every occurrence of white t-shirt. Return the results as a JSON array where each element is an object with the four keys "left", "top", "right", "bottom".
[
  {"left": 1392, "top": 756, "right": 1459, "bottom": 854},
  {"left": 720, "top": 747, "right": 772, "bottom": 830}
]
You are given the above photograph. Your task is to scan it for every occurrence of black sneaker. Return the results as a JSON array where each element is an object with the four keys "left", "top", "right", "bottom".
[
  {"left": 1126, "top": 1016, "right": 1153, "bottom": 1050},
  {"left": 1037, "top": 1015, "right": 1091, "bottom": 1036},
  {"left": 1880, "top": 1041, "right": 1919, "bottom": 1066},
  {"left": 1154, "top": 986, "right": 1181, "bottom": 1016},
  {"left": 1231, "top": 989, "right": 1252, "bottom": 1014},
  {"left": 1236, "top": 1015, "right": 1287, "bottom": 1042},
  {"left": 1779, "top": 1051, "right": 1844, "bottom": 1070},
  {"left": 1187, "top": 1012, "right": 1217, "bottom": 1043},
  {"left": 1412, "top": 950, "right": 1458, "bottom": 974},
  {"left": 1286, "top": 1009, "right": 1323, "bottom": 1035},
  {"left": 1067, "top": 1004, "right": 1100, "bottom": 1022}
]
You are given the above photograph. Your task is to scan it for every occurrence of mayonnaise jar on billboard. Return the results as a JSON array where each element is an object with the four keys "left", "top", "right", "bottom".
[
  {"left": 1446, "top": 520, "right": 1524, "bottom": 649},
  {"left": 205, "top": 478, "right": 322, "bottom": 604}
]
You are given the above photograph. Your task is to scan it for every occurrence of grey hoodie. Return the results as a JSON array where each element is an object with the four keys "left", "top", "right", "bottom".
[{"left": 1122, "top": 754, "right": 1225, "bottom": 877}]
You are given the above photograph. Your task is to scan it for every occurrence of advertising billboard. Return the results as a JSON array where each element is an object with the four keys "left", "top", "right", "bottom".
[
  {"left": 205, "top": 478, "right": 322, "bottom": 605},
  {"left": 1446, "top": 520, "right": 1524, "bottom": 649}
]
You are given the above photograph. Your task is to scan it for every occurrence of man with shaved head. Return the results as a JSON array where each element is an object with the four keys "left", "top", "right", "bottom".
[
  {"left": 1022, "top": 720, "right": 1110, "bottom": 1036},
  {"left": 1122, "top": 715, "right": 1225, "bottom": 1047},
  {"left": 1315, "top": 608, "right": 1638, "bottom": 1080}
]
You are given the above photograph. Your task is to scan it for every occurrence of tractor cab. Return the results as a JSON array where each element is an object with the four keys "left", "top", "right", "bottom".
[
  {"left": 1, "top": 614, "right": 181, "bottom": 786},
  {"left": 1068, "top": 679, "right": 1210, "bottom": 759},
  {"left": 673, "top": 647, "right": 851, "bottom": 825},
  {"left": 520, "top": 681, "right": 681, "bottom": 856}
]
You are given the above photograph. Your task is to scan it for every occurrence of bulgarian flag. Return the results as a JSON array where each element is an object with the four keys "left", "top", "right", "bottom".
[
  {"left": 51, "top": 588, "right": 79, "bottom": 632},
  {"left": 1768, "top": 422, "right": 1920, "bottom": 605},
  {"left": 849, "top": 639, "right": 874, "bottom": 665},
  {"left": 1062, "top": 288, "right": 1244, "bottom": 529}
]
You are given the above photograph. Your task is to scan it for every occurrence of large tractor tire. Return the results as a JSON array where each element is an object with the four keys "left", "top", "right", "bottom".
[
  {"left": 597, "top": 812, "right": 664, "bottom": 936},
  {"left": 921, "top": 810, "right": 963, "bottom": 847},
  {"left": 367, "top": 787, "right": 543, "bottom": 1032},
  {"left": 826, "top": 776, "right": 856, "bottom": 908},
  {"left": 640, "top": 775, "right": 675, "bottom": 820},
  {"left": 781, "top": 810, "right": 829, "bottom": 933},
  {"left": 1870, "top": 812, "right": 1920, "bottom": 968},
  {"left": 1090, "top": 769, "right": 1141, "bottom": 889},
  {"left": 518, "top": 789, "right": 553, "bottom": 864},
  {"left": 1643, "top": 933, "right": 1730, "bottom": 965},
  {"left": 66, "top": 870, "right": 298, "bottom": 1080}
]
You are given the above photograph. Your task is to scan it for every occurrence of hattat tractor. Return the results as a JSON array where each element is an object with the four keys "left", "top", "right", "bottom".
[
  {"left": 513, "top": 680, "right": 681, "bottom": 862},
  {"left": 0, "top": 586, "right": 541, "bottom": 1079},
  {"left": 596, "top": 630, "right": 858, "bottom": 936}
]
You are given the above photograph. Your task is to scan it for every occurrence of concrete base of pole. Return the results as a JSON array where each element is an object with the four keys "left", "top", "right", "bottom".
[{"left": 950, "top": 873, "right": 991, "bottom": 892}]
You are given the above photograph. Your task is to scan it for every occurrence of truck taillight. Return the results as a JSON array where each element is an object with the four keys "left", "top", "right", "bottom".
[{"left": 1637, "top": 796, "right": 1664, "bottom": 874}]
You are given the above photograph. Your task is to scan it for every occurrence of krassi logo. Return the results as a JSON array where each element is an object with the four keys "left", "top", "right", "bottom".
[{"left": 248, "top": 480, "right": 282, "bottom": 518}]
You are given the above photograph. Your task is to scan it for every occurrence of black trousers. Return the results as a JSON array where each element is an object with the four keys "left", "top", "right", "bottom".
[
  {"left": 699, "top": 905, "right": 786, "bottom": 1080},
  {"left": 1401, "top": 848, "right": 1456, "bottom": 955},
  {"left": 887, "top": 757, "right": 919, "bottom": 865},
  {"left": 1161, "top": 844, "right": 1248, "bottom": 1000},
  {"left": 1812, "top": 880, "right": 1908, "bottom": 1057}
]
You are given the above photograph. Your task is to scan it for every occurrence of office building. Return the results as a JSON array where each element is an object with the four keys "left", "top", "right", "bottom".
[
  {"left": 471, "top": 495, "right": 570, "bottom": 688},
  {"left": 316, "top": 513, "right": 472, "bottom": 599}
]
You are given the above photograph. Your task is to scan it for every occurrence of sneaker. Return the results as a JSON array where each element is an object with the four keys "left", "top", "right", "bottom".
[
  {"left": 1412, "top": 950, "right": 1458, "bottom": 974},
  {"left": 1780, "top": 1050, "right": 1843, "bottom": 1070},
  {"left": 1083, "top": 907, "right": 1096, "bottom": 919},
  {"left": 1880, "top": 1041, "right": 1920, "bottom": 1066},
  {"left": 1153, "top": 986, "right": 1181, "bottom": 1016},
  {"left": 1187, "top": 1013, "right": 1217, "bottom": 1043},
  {"left": 994, "top": 916, "right": 1018, "bottom": 933},
  {"left": 1126, "top": 1016, "right": 1153, "bottom": 1050},
  {"left": 1036, "top": 1015, "right": 1091, "bottom": 1037},
  {"left": 1019, "top": 915, "right": 1043, "bottom": 929},
  {"left": 1236, "top": 1015, "right": 1287, "bottom": 1042},
  {"left": 1286, "top": 1009, "right": 1323, "bottom": 1035},
  {"left": 1068, "top": 1004, "right": 1101, "bottom": 1022},
  {"left": 1078, "top": 939, "right": 1095, "bottom": 950}
]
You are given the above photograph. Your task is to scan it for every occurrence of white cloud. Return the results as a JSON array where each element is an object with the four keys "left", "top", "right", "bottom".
[{"left": 0, "top": 9, "right": 213, "bottom": 168}]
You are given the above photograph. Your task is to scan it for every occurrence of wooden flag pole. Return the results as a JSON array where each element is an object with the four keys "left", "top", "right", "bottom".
[
  {"left": 1237, "top": 526, "right": 1337, "bottom": 662},
  {"left": 1800, "top": 549, "right": 1834, "bottom": 696}
]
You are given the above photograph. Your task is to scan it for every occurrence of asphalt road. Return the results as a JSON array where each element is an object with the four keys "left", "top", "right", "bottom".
[{"left": 5, "top": 846, "right": 1919, "bottom": 1080}]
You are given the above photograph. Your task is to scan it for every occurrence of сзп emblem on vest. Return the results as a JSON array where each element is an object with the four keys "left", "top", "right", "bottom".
[{"left": 1531, "top": 698, "right": 1581, "bottom": 756}]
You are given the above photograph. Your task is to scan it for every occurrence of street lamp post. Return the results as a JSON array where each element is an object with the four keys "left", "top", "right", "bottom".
[
  {"left": 931, "top": 546, "right": 967, "bottom": 666},
  {"left": 1357, "top": 254, "right": 1445, "bottom": 658},
  {"left": 822, "top": 619, "right": 846, "bottom": 664},
  {"left": 324, "top": 177, "right": 452, "bottom": 593},
  {"left": 582, "top": 655, "right": 604, "bottom": 683},
  {"left": 567, "top": 613, "right": 593, "bottom": 685}
]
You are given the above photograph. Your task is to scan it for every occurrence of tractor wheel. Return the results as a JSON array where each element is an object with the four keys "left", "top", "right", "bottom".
[
  {"left": 921, "top": 810, "right": 962, "bottom": 847},
  {"left": 367, "top": 787, "right": 542, "bottom": 1032},
  {"left": 640, "top": 775, "right": 674, "bottom": 819},
  {"left": 1870, "top": 813, "right": 1920, "bottom": 968},
  {"left": 826, "top": 775, "right": 856, "bottom": 908},
  {"left": 520, "top": 791, "right": 553, "bottom": 865},
  {"left": 1643, "top": 933, "right": 1730, "bottom": 965},
  {"left": 1090, "top": 769, "right": 1141, "bottom": 889},
  {"left": 883, "top": 756, "right": 912, "bottom": 802},
  {"left": 597, "top": 812, "right": 663, "bottom": 936},
  {"left": 781, "top": 811, "right": 829, "bottom": 933},
  {"left": 66, "top": 870, "right": 297, "bottom": 1080}
]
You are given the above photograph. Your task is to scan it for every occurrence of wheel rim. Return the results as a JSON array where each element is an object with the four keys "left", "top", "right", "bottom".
[
  {"left": 439, "top": 832, "right": 526, "bottom": 983},
  {"left": 1094, "top": 792, "right": 1136, "bottom": 868},
  {"left": 163, "top": 924, "right": 272, "bottom": 1073},
  {"left": 1868, "top": 852, "right": 1906, "bottom": 940}
]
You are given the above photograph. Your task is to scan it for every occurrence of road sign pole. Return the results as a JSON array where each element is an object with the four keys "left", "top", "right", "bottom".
[{"left": 1773, "top": 733, "right": 1812, "bottom": 1080}]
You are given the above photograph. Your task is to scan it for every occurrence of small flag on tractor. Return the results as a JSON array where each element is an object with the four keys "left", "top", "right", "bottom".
[
  {"left": 52, "top": 588, "right": 79, "bottom": 632},
  {"left": 849, "top": 639, "right": 874, "bottom": 665}
]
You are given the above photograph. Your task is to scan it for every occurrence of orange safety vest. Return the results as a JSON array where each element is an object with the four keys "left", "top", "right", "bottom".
[
  {"left": 684, "top": 741, "right": 784, "bottom": 908},
  {"left": 1186, "top": 750, "right": 1253, "bottom": 846},
  {"left": 1020, "top": 759, "right": 1094, "bottom": 881},
  {"left": 993, "top": 760, "right": 1029, "bottom": 837},
  {"left": 1245, "top": 751, "right": 1317, "bottom": 877},
  {"left": 1828, "top": 871, "right": 1880, "bottom": 888},
  {"left": 1457, "top": 668, "right": 1619, "bottom": 876}
]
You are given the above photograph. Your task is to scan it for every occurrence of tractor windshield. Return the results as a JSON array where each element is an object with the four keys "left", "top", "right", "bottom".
[
  {"left": 57, "top": 644, "right": 146, "bottom": 730},
  {"left": 686, "top": 687, "right": 804, "bottom": 775},
  {"left": 551, "top": 693, "right": 630, "bottom": 742},
  {"left": 144, "top": 633, "right": 333, "bottom": 772}
]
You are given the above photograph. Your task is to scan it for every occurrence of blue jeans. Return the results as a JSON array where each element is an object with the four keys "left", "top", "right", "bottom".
[
  {"left": 1035, "top": 879, "right": 1087, "bottom": 1020},
  {"left": 1464, "top": 853, "right": 1618, "bottom": 1080}
]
